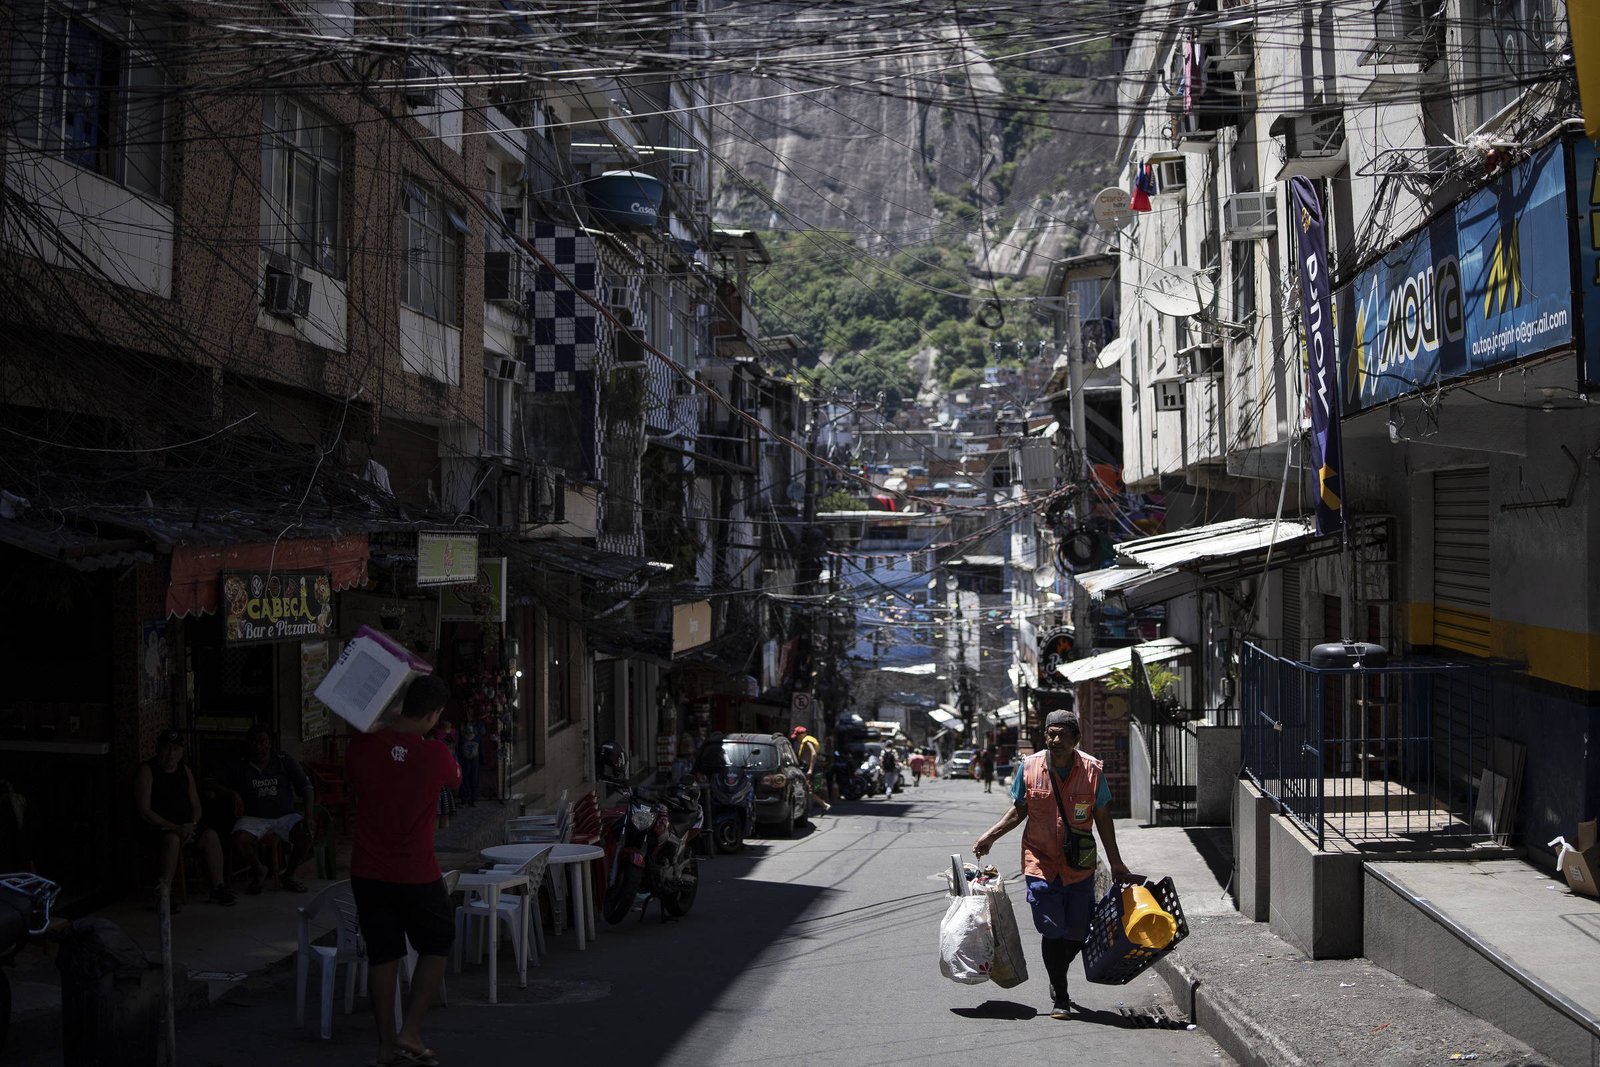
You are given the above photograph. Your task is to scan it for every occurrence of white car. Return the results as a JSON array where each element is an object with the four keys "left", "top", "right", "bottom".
[{"left": 946, "top": 749, "right": 976, "bottom": 778}]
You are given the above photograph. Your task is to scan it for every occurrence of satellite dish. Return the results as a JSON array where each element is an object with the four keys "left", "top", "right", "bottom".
[
  {"left": 1094, "top": 336, "right": 1132, "bottom": 371},
  {"left": 1144, "top": 265, "right": 1216, "bottom": 318},
  {"left": 1091, "top": 187, "right": 1135, "bottom": 231}
]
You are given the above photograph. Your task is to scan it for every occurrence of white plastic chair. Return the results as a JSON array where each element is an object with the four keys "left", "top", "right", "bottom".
[
  {"left": 455, "top": 848, "right": 552, "bottom": 996},
  {"left": 295, "top": 880, "right": 367, "bottom": 1040}
]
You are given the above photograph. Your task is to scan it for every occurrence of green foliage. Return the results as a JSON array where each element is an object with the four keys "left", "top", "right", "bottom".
[
  {"left": 750, "top": 229, "right": 1049, "bottom": 398},
  {"left": 1105, "top": 663, "right": 1182, "bottom": 703},
  {"left": 818, "top": 489, "right": 868, "bottom": 512}
]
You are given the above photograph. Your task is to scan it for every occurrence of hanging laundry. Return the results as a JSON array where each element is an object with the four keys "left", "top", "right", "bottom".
[{"left": 1130, "top": 164, "right": 1156, "bottom": 212}]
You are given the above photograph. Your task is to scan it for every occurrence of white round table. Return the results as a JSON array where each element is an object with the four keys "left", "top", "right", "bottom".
[{"left": 481, "top": 842, "right": 605, "bottom": 950}]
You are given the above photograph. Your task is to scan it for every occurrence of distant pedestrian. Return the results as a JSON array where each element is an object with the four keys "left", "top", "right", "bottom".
[
  {"left": 881, "top": 746, "right": 900, "bottom": 794},
  {"left": 458, "top": 721, "right": 483, "bottom": 806},
  {"left": 909, "top": 750, "right": 925, "bottom": 787},
  {"left": 972, "top": 708, "right": 1135, "bottom": 1019},
  {"left": 346, "top": 675, "right": 461, "bottom": 1066},
  {"left": 978, "top": 748, "right": 996, "bottom": 793},
  {"left": 791, "top": 727, "right": 832, "bottom": 814}
]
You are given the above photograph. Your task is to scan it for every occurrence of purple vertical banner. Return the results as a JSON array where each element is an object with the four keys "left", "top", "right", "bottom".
[{"left": 1291, "top": 177, "right": 1344, "bottom": 537}]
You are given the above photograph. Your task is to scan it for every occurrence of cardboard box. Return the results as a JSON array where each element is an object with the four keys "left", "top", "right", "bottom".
[
  {"left": 1555, "top": 820, "right": 1599, "bottom": 899},
  {"left": 313, "top": 626, "right": 432, "bottom": 732}
]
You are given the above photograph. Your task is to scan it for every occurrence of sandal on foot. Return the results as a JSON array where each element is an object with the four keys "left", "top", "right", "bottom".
[{"left": 394, "top": 1047, "right": 438, "bottom": 1066}]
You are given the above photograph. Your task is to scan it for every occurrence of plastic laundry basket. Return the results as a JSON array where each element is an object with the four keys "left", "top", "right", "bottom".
[{"left": 1082, "top": 876, "right": 1189, "bottom": 985}]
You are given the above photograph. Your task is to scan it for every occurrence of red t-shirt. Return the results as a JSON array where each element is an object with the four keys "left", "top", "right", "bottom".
[{"left": 346, "top": 729, "right": 461, "bottom": 884}]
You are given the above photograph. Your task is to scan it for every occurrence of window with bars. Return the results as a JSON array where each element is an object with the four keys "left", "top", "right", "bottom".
[
  {"left": 10, "top": 0, "right": 167, "bottom": 198},
  {"left": 401, "top": 177, "right": 464, "bottom": 323},
  {"left": 261, "top": 97, "right": 344, "bottom": 277}
]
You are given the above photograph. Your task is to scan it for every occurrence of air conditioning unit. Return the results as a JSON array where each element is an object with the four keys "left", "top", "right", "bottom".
[
  {"left": 403, "top": 60, "right": 435, "bottom": 106},
  {"left": 1153, "top": 379, "right": 1186, "bottom": 411},
  {"left": 483, "top": 250, "right": 527, "bottom": 307},
  {"left": 669, "top": 163, "right": 693, "bottom": 186},
  {"left": 1224, "top": 190, "right": 1278, "bottom": 239},
  {"left": 264, "top": 269, "right": 311, "bottom": 319},
  {"left": 1174, "top": 345, "right": 1222, "bottom": 377},
  {"left": 1153, "top": 157, "right": 1187, "bottom": 196},
  {"left": 1274, "top": 112, "right": 1347, "bottom": 179},
  {"left": 528, "top": 465, "right": 566, "bottom": 524},
  {"left": 490, "top": 357, "right": 525, "bottom": 384}
]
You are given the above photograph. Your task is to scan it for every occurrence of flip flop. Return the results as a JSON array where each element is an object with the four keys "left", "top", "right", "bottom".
[{"left": 393, "top": 1047, "right": 439, "bottom": 1066}]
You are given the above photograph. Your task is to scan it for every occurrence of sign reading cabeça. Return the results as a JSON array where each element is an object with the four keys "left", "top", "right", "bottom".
[{"left": 222, "top": 571, "right": 334, "bottom": 644}]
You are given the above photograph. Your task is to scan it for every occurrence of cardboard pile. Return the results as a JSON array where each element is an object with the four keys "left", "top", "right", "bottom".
[{"left": 1550, "top": 820, "right": 1599, "bottom": 899}]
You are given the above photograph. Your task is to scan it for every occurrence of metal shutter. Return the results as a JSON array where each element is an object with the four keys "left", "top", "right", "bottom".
[{"left": 1432, "top": 467, "right": 1491, "bottom": 656}]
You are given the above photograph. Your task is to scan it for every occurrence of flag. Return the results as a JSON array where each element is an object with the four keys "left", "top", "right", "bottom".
[
  {"left": 1290, "top": 176, "right": 1344, "bottom": 537},
  {"left": 1130, "top": 164, "right": 1155, "bottom": 213}
]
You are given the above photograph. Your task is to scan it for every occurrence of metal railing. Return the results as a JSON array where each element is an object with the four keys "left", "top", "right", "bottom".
[{"left": 1241, "top": 643, "right": 1515, "bottom": 851}]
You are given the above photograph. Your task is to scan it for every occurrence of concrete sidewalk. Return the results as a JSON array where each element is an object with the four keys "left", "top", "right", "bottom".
[
  {"left": 1114, "top": 820, "right": 1547, "bottom": 1067},
  {"left": 3, "top": 797, "right": 519, "bottom": 1066}
]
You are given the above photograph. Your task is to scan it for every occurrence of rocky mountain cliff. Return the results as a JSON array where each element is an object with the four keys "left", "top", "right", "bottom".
[{"left": 711, "top": 15, "right": 1123, "bottom": 280}]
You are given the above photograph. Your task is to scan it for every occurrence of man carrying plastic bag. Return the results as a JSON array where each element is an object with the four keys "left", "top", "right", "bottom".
[{"left": 972, "top": 707, "right": 1135, "bottom": 1018}]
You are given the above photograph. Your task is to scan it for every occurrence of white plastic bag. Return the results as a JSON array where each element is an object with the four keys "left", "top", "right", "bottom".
[
  {"left": 980, "top": 878, "right": 1029, "bottom": 989},
  {"left": 938, "top": 892, "right": 994, "bottom": 984}
]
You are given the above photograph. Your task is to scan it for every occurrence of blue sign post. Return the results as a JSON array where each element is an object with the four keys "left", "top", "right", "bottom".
[{"left": 1339, "top": 142, "right": 1575, "bottom": 411}]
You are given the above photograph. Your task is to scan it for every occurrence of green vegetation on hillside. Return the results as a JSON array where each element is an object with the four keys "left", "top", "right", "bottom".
[{"left": 749, "top": 229, "right": 1048, "bottom": 410}]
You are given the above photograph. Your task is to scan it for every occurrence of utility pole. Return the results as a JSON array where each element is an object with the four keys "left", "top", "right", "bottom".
[{"left": 1066, "top": 291, "right": 1093, "bottom": 655}]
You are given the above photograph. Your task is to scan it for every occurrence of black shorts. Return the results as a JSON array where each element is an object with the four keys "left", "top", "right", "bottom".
[{"left": 351, "top": 877, "right": 454, "bottom": 965}]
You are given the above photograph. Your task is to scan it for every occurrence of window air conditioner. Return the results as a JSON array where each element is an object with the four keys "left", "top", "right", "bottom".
[
  {"left": 1153, "top": 157, "right": 1187, "bottom": 196},
  {"left": 1153, "top": 379, "right": 1185, "bottom": 411},
  {"left": 483, "top": 250, "right": 526, "bottom": 307},
  {"left": 1208, "top": 25, "right": 1254, "bottom": 74},
  {"left": 1223, "top": 191, "right": 1277, "bottom": 239},
  {"left": 265, "top": 269, "right": 311, "bottom": 319},
  {"left": 669, "top": 163, "right": 693, "bottom": 186},
  {"left": 605, "top": 289, "right": 636, "bottom": 328},
  {"left": 491, "top": 357, "right": 524, "bottom": 384}
]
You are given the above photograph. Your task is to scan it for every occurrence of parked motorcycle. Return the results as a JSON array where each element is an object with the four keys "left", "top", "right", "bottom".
[
  {"left": 1, "top": 873, "right": 60, "bottom": 1050},
  {"left": 858, "top": 753, "right": 885, "bottom": 797},
  {"left": 598, "top": 742, "right": 702, "bottom": 924},
  {"left": 705, "top": 764, "right": 755, "bottom": 853}
]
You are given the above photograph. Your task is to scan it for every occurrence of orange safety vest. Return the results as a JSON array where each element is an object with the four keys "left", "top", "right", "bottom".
[{"left": 1017, "top": 749, "right": 1103, "bottom": 885}]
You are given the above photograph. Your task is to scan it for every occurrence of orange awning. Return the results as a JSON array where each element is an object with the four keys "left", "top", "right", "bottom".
[{"left": 167, "top": 533, "right": 369, "bottom": 618}]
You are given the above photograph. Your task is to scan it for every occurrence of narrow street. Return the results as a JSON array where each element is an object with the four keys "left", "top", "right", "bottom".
[{"left": 176, "top": 779, "right": 1231, "bottom": 1067}]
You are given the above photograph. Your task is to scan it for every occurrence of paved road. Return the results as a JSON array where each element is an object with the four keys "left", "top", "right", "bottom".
[{"left": 178, "top": 778, "right": 1234, "bottom": 1066}]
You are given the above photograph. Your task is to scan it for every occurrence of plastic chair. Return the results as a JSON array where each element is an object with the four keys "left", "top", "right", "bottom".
[
  {"left": 454, "top": 848, "right": 551, "bottom": 996},
  {"left": 308, "top": 762, "right": 354, "bottom": 835},
  {"left": 295, "top": 880, "right": 367, "bottom": 1039}
]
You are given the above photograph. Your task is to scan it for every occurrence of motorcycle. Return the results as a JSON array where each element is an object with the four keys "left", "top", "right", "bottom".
[
  {"left": 1, "top": 873, "right": 60, "bottom": 1050},
  {"left": 704, "top": 764, "right": 754, "bottom": 854},
  {"left": 598, "top": 742, "right": 702, "bottom": 924},
  {"left": 858, "top": 753, "right": 885, "bottom": 797}
]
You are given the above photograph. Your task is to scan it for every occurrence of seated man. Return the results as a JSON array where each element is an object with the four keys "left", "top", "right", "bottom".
[
  {"left": 218, "top": 724, "right": 314, "bottom": 894},
  {"left": 134, "top": 730, "right": 235, "bottom": 908}
]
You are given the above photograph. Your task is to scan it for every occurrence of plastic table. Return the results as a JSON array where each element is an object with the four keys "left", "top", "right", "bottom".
[{"left": 481, "top": 842, "right": 605, "bottom": 950}]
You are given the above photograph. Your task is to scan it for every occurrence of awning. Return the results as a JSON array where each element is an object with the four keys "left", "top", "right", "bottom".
[
  {"left": 1074, "top": 516, "right": 1325, "bottom": 609},
  {"left": 1056, "top": 637, "right": 1192, "bottom": 684},
  {"left": 168, "top": 534, "right": 369, "bottom": 618},
  {"left": 882, "top": 662, "right": 937, "bottom": 675},
  {"left": 928, "top": 708, "right": 965, "bottom": 732},
  {"left": 993, "top": 700, "right": 1021, "bottom": 726}
]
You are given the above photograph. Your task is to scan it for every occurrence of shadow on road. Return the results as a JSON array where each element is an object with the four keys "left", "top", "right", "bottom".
[{"left": 951, "top": 1000, "right": 1038, "bottom": 1020}]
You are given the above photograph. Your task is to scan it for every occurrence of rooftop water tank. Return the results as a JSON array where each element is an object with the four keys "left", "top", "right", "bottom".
[{"left": 584, "top": 170, "right": 663, "bottom": 230}]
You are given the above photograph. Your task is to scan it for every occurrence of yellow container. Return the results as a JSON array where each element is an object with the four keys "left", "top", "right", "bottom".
[{"left": 1120, "top": 884, "right": 1177, "bottom": 949}]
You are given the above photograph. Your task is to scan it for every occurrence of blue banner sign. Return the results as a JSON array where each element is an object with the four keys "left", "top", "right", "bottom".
[
  {"left": 1339, "top": 142, "right": 1574, "bottom": 411},
  {"left": 1292, "top": 177, "right": 1344, "bottom": 537},
  {"left": 1579, "top": 139, "right": 1600, "bottom": 389}
]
